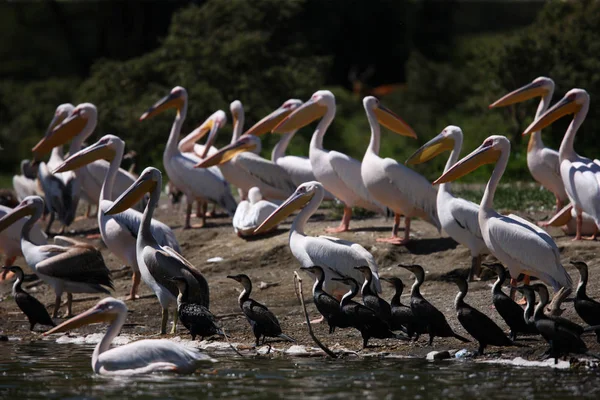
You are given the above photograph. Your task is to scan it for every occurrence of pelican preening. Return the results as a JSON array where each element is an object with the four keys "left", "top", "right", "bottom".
[
  {"left": 255, "top": 181, "right": 380, "bottom": 295},
  {"left": 0, "top": 196, "right": 113, "bottom": 317},
  {"left": 360, "top": 96, "right": 440, "bottom": 244},
  {"left": 178, "top": 109, "right": 227, "bottom": 159},
  {"left": 434, "top": 135, "right": 572, "bottom": 294},
  {"left": 140, "top": 87, "right": 236, "bottom": 229},
  {"left": 54, "top": 134, "right": 181, "bottom": 300},
  {"left": 407, "top": 125, "right": 487, "bottom": 280},
  {"left": 32, "top": 102, "right": 144, "bottom": 218},
  {"left": 232, "top": 187, "right": 279, "bottom": 237},
  {"left": 44, "top": 297, "right": 216, "bottom": 375},
  {"left": 273, "top": 90, "right": 386, "bottom": 232},
  {"left": 490, "top": 77, "right": 568, "bottom": 218},
  {"left": 105, "top": 167, "right": 210, "bottom": 334},
  {"left": 524, "top": 88, "right": 600, "bottom": 240},
  {"left": 196, "top": 101, "right": 297, "bottom": 201}
]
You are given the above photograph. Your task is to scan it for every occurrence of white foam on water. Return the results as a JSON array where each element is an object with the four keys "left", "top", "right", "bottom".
[{"left": 481, "top": 356, "right": 570, "bottom": 369}]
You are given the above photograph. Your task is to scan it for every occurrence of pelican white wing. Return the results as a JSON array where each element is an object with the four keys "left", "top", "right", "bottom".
[{"left": 235, "top": 152, "right": 297, "bottom": 195}]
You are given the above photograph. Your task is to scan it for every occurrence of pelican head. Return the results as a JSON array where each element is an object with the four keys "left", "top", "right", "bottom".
[
  {"left": 244, "top": 99, "right": 304, "bottom": 136},
  {"left": 186, "top": 110, "right": 227, "bottom": 159},
  {"left": 195, "top": 134, "right": 260, "bottom": 168},
  {"left": 300, "top": 265, "right": 326, "bottom": 280},
  {"left": 272, "top": 90, "right": 335, "bottom": 133},
  {"left": 247, "top": 187, "right": 263, "bottom": 204},
  {"left": 140, "top": 86, "right": 187, "bottom": 121},
  {"left": 230, "top": 99, "right": 244, "bottom": 127},
  {"left": 44, "top": 297, "right": 126, "bottom": 335},
  {"left": 105, "top": 167, "right": 161, "bottom": 215},
  {"left": 362, "top": 96, "right": 416, "bottom": 138},
  {"left": 53, "top": 134, "right": 124, "bottom": 173},
  {"left": 32, "top": 103, "right": 97, "bottom": 158},
  {"left": 433, "top": 135, "right": 508, "bottom": 185},
  {"left": 0, "top": 196, "right": 44, "bottom": 233},
  {"left": 489, "top": 77, "right": 555, "bottom": 109},
  {"left": 406, "top": 125, "right": 462, "bottom": 165},
  {"left": 31, "top": 103, "right": 73, "bottom": 161},
  {"left": 523, "top": 88, "right": 589, "bottom": 135},
  {"left": 227, "top": 274, "right": 252, "bottom": 291},
  {"left": 253, "top": 181, "right": 322, "bottom": 234}
]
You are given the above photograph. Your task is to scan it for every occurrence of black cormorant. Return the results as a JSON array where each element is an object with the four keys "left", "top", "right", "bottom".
[
  {"left": 355, "top": 266, "right": 392, "bottom": 325},
  {"left": 2, "top": 266, "right": 54, "bottom": 331},
  {"left": 227, "top": 274, "right": 295, "bottom": 346},
  {"left": 483, "top": 262, "right": 538, "bottom": 340},
  {"left": 381, "top": 277, "right": 425, "bottom": 338},
  {"left": 398, "top": 263, "right": 470, "bottom": 345},
  {"left": 450, "top": 276, "right": 514, "bottom": 355},
  {"left": 571, "top": 261, "right": 600, "bottom": 343},
  {"left": 300, "top": 266, "right": 352, "bottom": 334},
  {"left": 172, "top": 277, "right": 224, "bottom": 341}
]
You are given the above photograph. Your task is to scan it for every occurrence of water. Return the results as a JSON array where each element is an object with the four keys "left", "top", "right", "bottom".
[{"left": 1, "top": 341, "right": 600, "bottom": 399}]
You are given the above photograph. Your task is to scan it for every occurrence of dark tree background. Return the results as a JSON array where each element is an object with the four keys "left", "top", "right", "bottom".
[{"left": 1, "top": 0, "right": 598, "bottom": 184}]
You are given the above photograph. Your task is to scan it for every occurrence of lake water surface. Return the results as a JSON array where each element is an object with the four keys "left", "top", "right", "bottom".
[{"left": 1, "top": 340, "right": 600, "bottom": 399}]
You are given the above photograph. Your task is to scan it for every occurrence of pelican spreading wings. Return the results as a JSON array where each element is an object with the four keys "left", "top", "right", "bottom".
[
  {"left": 255, "top": 181, "right": 381, "bottom": 296},
  {"left": 407, "top": 125, "right": 488, "bottom": 280},
  {"left": 272, "top": 90, "right": 386, "bottom": 232},
  {"left": 434, "top": 135, "right": 572, "bottom": 294},
  {"left": 523, "top": 89, "right": 600, "bottom": 240},
  {"left": 360, "top": 96, "right": 440, "bottom": 244},
  {"left": 0, "top": 196, "right": 112, "bottom": 317}
]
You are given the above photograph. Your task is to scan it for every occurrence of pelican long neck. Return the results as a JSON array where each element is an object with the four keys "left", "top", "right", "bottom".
[
  {"left": 365, "top": 106, "right": 381, "bottom": 155},
  {"left": 481, "top": 147, "right": 508, "bottom": 211},
  {"left": 441, "top": 135, "right": 463, "bottom": 193},
  {"left": 92, "top": 311, "right": 127, "bottom": 373},
  {"left": 238, "top": 281, "right": 252, "bottom": 305},
  {"left": 140, "top": 181, "right": 161, "bottom": 246},
  {"left": 528, "top": 91, "right": 553, "bottom": 153},
  {"left": 576, "top": 266, "right": 589, "bottom": 299},
  {"left": 559, "top": 101, "right": 588, "bottom": 163},
  {"left": 11, "top": 270, "right": 24, "bottom": 296},
  {"left": 491, "top": 268, "right": 506, "bottom": 295},
  {"left": 271, "top": 130, "right": 298, "bottom": 162},
  {"left": 165, "top": 102, "right": 187, "bottom": 159},
  {"left": 100, "top": 146, "right": 124, "bottom": 203},
  {"left": 21, "top": 206, "right": 43, "bottom": 246},
  {"left": 290, "top": 189, "right": 324, "bottom": 236},
  {"left": 309, "top": 103, "right": 335, "bottom": 150},
  {"left": 69, "top": 119, "right": 96, "bottom": 155},
  {"left": 232, "top": 113, "right": 244, "bottom": 143}
]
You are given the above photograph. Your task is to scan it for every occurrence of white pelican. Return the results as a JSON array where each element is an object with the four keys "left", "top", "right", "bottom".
[
  {"left": 434, "top": 135, "right": 572, "bottom": 295},
  {"left": 523, "top": 89, "right": 600, "bottom": 240},
  {"left": 254, "top": 181, "right": 381, "bottom": 296},
  {"left": 273, "top": 90, "right": 385, "bottom": 232},
  {"left": 36, "top": 103, "right": 80, "bottom": 234},
  {"left": 0, "top": 196, "right": 113, "bottom": 317},
  {"left": 406, "top": 125, "right": 488, "bottom": 280},
  {"left": 0, "top": 204, "right": 46, "bottom": 280},
  {"left": 105, "top": 167, "right": 210, "bottom": 334},
  {"left": 140, "top": 87, "right": 236, "bottom": 229},
  {"left": 54, "top": 134, "right": 182, "bottom": 300},
  {"left": 490, "top": 77, "right": 568, "bottom": 220},
  {"left": 12, "top": 159, "right": 42, "bottom": 201},
  {"left": 177, "top": 109, "right": 226, "bottom": 159},
  {"left": 196, "top": 100, "right": 297, "bottom": 201},
  {"left": 232, "top": 186, "right": 278, "bottom": 237},
  {"left": 360, "top": 96, "right": 440, "bottom": 244},
  {"left": 44, "top": 297, "right": 216, "bottom": 375},
  {"left": 244, "top": 99, "right": 336, "bottom": 200},
  {"left": 32, "top": 103, "right": 144, "bottom": 218}
]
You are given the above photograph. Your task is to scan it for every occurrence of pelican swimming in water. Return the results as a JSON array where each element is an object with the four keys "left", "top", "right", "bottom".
[
  {"left": 32, "top": 103, "right": 143, "bottom": 218},
  {"left": 273, "top": 90, "right": 385, "bottom": 232},
  {"left": 196, "top": 100, "right": 297, "bottom": 201},
  {"left": 0, "top": 196, "right": 113, "bottom": 317},
  {"left": 434, "top": 135, "right": 572, "bottom": 296},
  {"left": 360, "top": 96, "right": 440, "bottom": 244},
  {"left": 255, "top": 181, "right": 380, "bottom": 296},
  {"left": 232, "top": 187, "right": 279, "bottom": 237},
  {"left": 44, "top": 297, "right": 216, "bottom": 375},
  {"left": 140, "top": 87, "right": 236, "bottom": 229},
  {"left": 524, "top": 89, "right": 600, "bottom": 240},
  {"left": 106, "top": 167, "right": 210, "bottom": 334},
  {"left": 407, "top": 125, "right": 488, "bottom": 280},
  {"left": 490, "top": 77, "right": 568, "bottom": 220},
  {"left": 54, "top": 134, "right": 181, "bottom": 300}
]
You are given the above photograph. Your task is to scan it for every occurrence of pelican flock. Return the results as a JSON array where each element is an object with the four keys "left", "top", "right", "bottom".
[{"left": 5, "top": 79, "right": 600, "bottom": 374}]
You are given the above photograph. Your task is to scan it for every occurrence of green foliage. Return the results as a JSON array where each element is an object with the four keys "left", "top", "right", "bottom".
[{"left": 453, "top": 184, "right": 554, "bottom": 213}]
